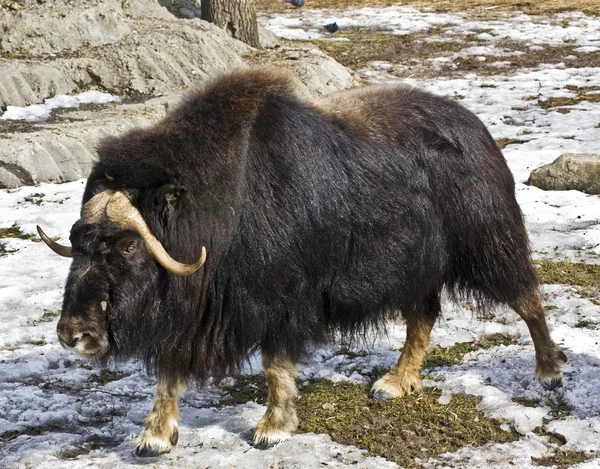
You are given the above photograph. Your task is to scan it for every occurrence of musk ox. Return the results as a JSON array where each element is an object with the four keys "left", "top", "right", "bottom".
[{"left": 38, "top": 67, "right": 566, "bottom": 456}]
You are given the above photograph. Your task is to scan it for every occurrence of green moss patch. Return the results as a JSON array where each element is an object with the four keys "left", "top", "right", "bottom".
[
  {"left": 533, "top": 449, "right": 588, "bottom": 467},
  {"left": 0, "top": 224, "right": 34, "bottom": 240},
  {"left": 335, "top": 345, "right": 368, "bottom": 359},
  {"left": 297, "top": 381, "right": 518, "bottom": 468},
  {"left": 221, "top": 374, "right": 268, "bottom": 407},
  {"left": 31, "top": 310, "right": 61, "bottom": 326},
  {"left": 536, "top": 260, "right": 600, "bottom": 288},
  {"left": 0, "top": 241, "right": 17, "bottom": 257},
  {"left": 219, "top": 333, "right": 521, "bottom": 466},
  {"left": 424, "top": 333, "right": 517, "bottom": 369},
  {"left": 221, "top": 368, "right": 518, "bottom": 467}
]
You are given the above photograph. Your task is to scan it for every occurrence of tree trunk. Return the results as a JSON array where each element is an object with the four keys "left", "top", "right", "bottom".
[{"left": 201, "top": 0, "right": 260, "bottom": 48}]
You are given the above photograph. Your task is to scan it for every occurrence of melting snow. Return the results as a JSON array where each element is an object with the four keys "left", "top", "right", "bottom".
[
  {"left": 1, "top": 5, "right": 600, "bottom": 469},
  {"left": 2, "top": 91, "right": 122, "bottom": 123}
]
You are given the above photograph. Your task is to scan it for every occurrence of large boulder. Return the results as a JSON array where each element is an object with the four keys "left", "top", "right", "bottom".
[
  {"left": 0, "top": 0, "right": 358, "bottom": 188},
  {"left": 528, "top": 153, "right": 600, "bottom": 195},
  {"left": 0, "top": 94, "right": 180, "bottom": 188}
]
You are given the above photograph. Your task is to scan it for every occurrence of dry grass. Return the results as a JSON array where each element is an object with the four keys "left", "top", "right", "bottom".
[
  {"left": 312, "top": 33, "right": 600, "bottom": 79},
  {"left": 255, "top": 0, "right": 600, "bottom": 16},
  {"left": 312, "top": 32, "right": 464, "bottom": 70}
]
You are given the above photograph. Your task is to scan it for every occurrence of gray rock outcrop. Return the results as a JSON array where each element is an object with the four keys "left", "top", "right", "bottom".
[
  {"left": 528, "top": 153, "right": 600, "bottom": 195},
  {"left": 0, "top": 0, "right": 357, "bottom": 189}
]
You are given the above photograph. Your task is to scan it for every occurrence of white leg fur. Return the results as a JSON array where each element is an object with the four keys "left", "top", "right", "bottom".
[
  {"left": 253, "top": 356, "right": 298, "bottom": 448},
  {"left": 134, "top": 378, "right": 184, "bottom": 457}
]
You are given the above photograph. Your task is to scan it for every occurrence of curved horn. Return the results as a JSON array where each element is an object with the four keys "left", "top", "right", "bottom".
[
  {"left": 81, "top": 190, "right": 115, "bottom": 223},
  {"left": 105, "top": 191, "right": 206, "bottom": 276},
  {"left": 37, "top": 225, "right": 72, "bottom": 257}
]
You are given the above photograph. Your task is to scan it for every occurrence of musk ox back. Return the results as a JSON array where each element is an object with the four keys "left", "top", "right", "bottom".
[{"left": 39, "top": 68, "right": 566, "bottom": 456}]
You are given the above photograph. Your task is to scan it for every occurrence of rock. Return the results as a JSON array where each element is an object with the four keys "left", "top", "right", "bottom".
[
  {"left": 528, "top": 153, "right": 600, "bottom": 195},
  {"left": 0, "top": 94, "right": 180, "bottom": 188},
  {"left": 258, "top": 26, "right": 281, "bottom": 49},
  {"left": 0, "top": 0, "right": 357, "bottom": 188},
  {"left": 0, "top": 20, "right": 249, "bottom": 109},
  {"left": 262, "top": 46, "right": 358, "bottom": 98},
  {"left": 179, "top": 7, "right": 202, "bottom": 19},
  {"left": 0, "top": 1, "right": 132, "bottom": 55}
]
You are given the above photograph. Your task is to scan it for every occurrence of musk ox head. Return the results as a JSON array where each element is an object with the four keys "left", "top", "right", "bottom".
[{"left": 38, "top": 188, "right": 206, "bottom": 359}]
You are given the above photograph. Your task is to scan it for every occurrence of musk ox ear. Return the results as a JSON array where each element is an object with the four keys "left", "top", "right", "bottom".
[{"left": 155, "top": 183, "right": 186, "bottom": 214}]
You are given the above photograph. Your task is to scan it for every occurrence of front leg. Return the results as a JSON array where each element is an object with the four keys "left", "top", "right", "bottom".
[
  {"left": 253, "top": 355, "right": 298, "bottom": 448},
  {"left": 134, "top": 376, "right": 184, "bottom": 457}
]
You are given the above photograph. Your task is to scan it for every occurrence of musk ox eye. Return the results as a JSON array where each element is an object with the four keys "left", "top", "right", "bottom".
[{"left": 124, "top": 244, "right": 136, "bottom": 255}]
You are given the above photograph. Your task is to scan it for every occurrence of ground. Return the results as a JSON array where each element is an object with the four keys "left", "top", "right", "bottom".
[{"left": 1, "top": 2, "right": 600, "bottom": 469}]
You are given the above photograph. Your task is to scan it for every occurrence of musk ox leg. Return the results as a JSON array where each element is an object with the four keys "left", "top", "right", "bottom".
[
  {"left": 253, "top": 355, "right": 299, "bottom": 449},
  {"left": 371, "top": 294, "right": 440, "bottom": 400},
  {"left": 510, "top": 291, "right": 567, "bottom": 389},
  {"left": 134, "top": 377, "right": 184, "bottom": 457}
]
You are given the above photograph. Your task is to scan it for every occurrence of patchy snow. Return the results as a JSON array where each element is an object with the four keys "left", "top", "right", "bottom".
[
  {"left": 260, "top": 6, "right": 600, "bottom": 47},
  {"left": 1, "top": 91, "right": 122, "bottom": 122},
  {"left": 1, "top": 5, "right": 600, "bottom": 469}
]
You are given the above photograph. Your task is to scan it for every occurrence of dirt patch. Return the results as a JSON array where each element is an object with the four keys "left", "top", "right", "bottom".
[
  {"left": 297, "top": 381, "right": 519, "bottom": 468},
  {"left": 496, "top": 138, "right": 527, "bottom": 149},
  {"left": 513, "top": 397, "right": 542, "bottom": 407},
  {"left": 532, "top": 86, "right": 600, "bottom": 111},
  {"left": 0, "top": 423, "right": 63, "bottom": 443},
  {"left": 311, "top": 33, "right": 600, "bottom": 78},
  {"left": 55, "top": 434, "right": 122, "bottom": 460},
  {"left": 312, "top": 32, "right": 465, "bottom": 72},
  {"left": 255, "top": 0, "right": 600, "bottom": 16}
]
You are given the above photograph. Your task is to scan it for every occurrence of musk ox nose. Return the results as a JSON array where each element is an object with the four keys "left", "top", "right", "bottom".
[
  {"left": 56, "top": 317, "right": 91, "bottom": 349},
  {"left": 57, "top": 320, "right": 84, "bottom": 349},
  {"left": 55, "top": 309, "right": 110, "bottom": 357}
]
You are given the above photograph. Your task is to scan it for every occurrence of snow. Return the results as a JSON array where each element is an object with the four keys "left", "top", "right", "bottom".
[
  {"left": 1, "top": 91, "right": 122, "bottom": 122},
  {"left": 259, "top": 6, "right": 600, "bottom": 47},
  {"left": 2, "top": 6, "right": 600, "bottom": 469}
]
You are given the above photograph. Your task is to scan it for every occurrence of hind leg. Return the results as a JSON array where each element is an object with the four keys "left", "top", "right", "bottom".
[
  {"left": 371, "top": 294, "right": 440, "bottom": 399},
  {"left": 510, "top": 290, "right": 567, "bottom": 389}
]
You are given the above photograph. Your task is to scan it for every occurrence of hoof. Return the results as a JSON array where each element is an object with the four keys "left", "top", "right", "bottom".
[
  {"left": 370, "top": 371, "right": 422, "bottom": 399},
  {"left": 133, "top": 427, "right": 178, "bottom": 457},
  {"left": 369, "top": 389, "right": 395, "bottom": 401},
  {"left": 535, "top": 348, "right": 567, "bottom": 390},
  {"left": 252, "top": 429, "right": 292, "bottom": 449},
  {"left": 539, "top": 374, "right": 563, "bottom": 391}
]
